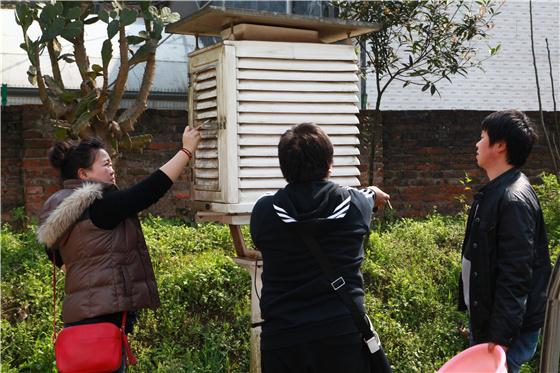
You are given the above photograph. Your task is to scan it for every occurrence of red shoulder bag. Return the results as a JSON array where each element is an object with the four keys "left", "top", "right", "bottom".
[{"left": 52, "top": 260, "right": 137, "bottom": 373}]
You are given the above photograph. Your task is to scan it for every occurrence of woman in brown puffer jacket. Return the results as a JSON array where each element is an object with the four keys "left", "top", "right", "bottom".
[{"left": 37, "top": 125, "right": 200, "bottom": 372}]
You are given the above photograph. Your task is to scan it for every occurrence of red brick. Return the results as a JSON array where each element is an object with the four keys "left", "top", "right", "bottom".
[
  {"left": 26, "top": 193, "right": 47, "bottom": 202},
  {"left": 46, "top": 185, "right": 61, "bottom": 195},
  {"left": 173, "top": 192, "right": 191, "bottom": 200},
  {"left": 148, "top": 142, "right": 179, "bottom": 150},
  {"left": 24, "top": 148, "right": 48, "bottom": 158},
  {"left": 22, "top": 159, "right": 50, "bottom": 168},
  {"left": 3, "top": 106, "right": 555, "bottom": 219},
  {"left": 25, "top": 203, "right": 42, "bottom": 216},
  {"left": 25, "top": 186, "right": 43, "bottom": 195},
  {"left": 23, "top": 129, "right": 45, "bottom": 139},
  {"left": 24, "top": 139, "right": 53, "bottom": 149}
]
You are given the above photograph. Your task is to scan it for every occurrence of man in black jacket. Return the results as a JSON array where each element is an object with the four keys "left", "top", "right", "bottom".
[
  {"left": 460, "top": 110, "right": 552, "bottom": 373},
  {"left": 251, "top": 123, "right": 390, "bottom": 373}
]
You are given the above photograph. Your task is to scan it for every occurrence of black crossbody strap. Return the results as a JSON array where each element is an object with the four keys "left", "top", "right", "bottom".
[{"left": 298, "top": 231, "right": 376, "bottom": 342}]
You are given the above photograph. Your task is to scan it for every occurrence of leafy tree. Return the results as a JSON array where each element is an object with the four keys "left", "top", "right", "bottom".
[
  {"left": 15, "top": 1, "right": 180, "bottom": 155},
  {"left": 334, "top": 0, "right": 503, "bottom": 184}
]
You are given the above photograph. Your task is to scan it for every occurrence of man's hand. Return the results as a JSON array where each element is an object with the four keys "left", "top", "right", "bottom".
[
  {"left": 369, "top": 186, "right": 391, "bottom": 209},
  {"left": 488, "top": 342, "right": 508, "bottom": 353}
]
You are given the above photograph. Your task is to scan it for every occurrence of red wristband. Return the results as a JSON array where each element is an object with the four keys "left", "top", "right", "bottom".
[{"left": 180, "top": 148, "right": 193, "bottom": 158}]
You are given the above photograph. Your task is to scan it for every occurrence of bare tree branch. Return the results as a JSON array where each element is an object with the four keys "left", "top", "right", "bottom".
[
  {"left": 546, "top": 38, "right": 559, "bottom": 128},
  {"left": 96, "top": 61, "right": 110, "bottom": 125},
  {"left": 73, "top": 31, "right": 90, "bottom": 82},
  {"left": 46, "top": 39, "right": 64, "bottom": 88},
  {"left": 545, "top": 38, "right": 560, "bottom": 164},
  {"left": 529, "top": 0, "right": 559, "bottom": 178},
  {"left": 117, "top": 39, "right": 157, "bottom": 133},
  {"left": 32, "top": 43, "right": 54, "bottom": 112},
  {"left": 106, "top": 26, "right": 129, "bottom": 122}
]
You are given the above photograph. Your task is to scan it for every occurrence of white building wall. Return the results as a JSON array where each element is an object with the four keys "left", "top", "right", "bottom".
[{"left": 367, "top": 0, "right": 559, "bottom": 111}]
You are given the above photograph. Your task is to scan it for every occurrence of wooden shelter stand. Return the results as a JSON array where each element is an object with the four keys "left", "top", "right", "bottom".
[
  {"left": 229, "top": 224, "right": 262, "bottom": 259},
  {"left": 229, "top": 224, "right": 263, "bottom": 373},
  {"left": 197, "top": 213, "right": 263, "bottom": 373},
  {"left": 234, "top": 256, "right": 263, "bottom": 373}
]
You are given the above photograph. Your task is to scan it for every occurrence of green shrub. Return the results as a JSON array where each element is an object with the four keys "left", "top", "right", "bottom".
[
  {"left": 142, "top": 215, "right": 238, "bottom": 256},
  {"left": 2, "top": 189, "right": 558, "bottom": 373},
  {"left": 1, "top": 220, "right": 251, "bottom": 373},
  {"left": 131, "top": 218, "right": 252, "bottom": 372},
  {"left": 535, "top": 173, "right": 560, "bottom": 263},
  {"left": 363, "top": 214, "right": 468, "bottom": 372},
  {"left": 1, "top": 225, "right": 60, "bottom": 372}
]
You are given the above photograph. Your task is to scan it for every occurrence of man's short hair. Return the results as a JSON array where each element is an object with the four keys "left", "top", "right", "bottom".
[
  {"left": 278, "top": 123, "right": 333, "bottom": 183},
  {"left": 481, "top": 110, "right": 538, "bottom": 167}
]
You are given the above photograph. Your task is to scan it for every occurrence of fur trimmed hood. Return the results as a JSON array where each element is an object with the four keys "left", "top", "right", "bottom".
[{"left": 37, "top": 182, "right": 104, "bottom": 247}]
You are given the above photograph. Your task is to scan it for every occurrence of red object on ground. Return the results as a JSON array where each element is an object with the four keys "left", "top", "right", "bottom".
[{"left": 438, "top": 343, "right": 507, "bottom": 373}]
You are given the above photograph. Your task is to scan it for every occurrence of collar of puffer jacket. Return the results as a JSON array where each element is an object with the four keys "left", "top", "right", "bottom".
[{"left": 37, "top": 181, "right": 106, "bottom": 247}]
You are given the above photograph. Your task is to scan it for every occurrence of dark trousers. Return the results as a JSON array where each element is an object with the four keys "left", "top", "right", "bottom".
[
  {"left": 261, "top": 332, "right": 371, "bottom": 373},
  {"left": 505, "top": 329, "right": 540, "bottom": 373}
]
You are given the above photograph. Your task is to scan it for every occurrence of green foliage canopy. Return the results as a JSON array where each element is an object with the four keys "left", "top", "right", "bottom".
[
  {"left": 14, "top": 1, "right": 180, "bottom": 155},
  {"left": 2, "top": 174, "right": 558, "bottom": 372},
  {"left": 334, "top": 0, "right": 503, "bottom": 109}
]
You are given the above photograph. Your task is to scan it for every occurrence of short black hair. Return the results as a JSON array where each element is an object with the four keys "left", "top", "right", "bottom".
[
  {"left": 48, "top": 138, "right": 105, "bottom": 180},
  {"left": 481, "top": 110, "right": 538, "bottom": 167},
  {"left": 278, "top": 123, "right": 333, "bottom": 183}
]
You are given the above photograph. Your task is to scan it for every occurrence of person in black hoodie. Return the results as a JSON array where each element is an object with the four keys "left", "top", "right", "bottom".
[
  {"left": 250, "top": 123, "right": 390, "bottom": 373},
  {"left": 459, "top": 110, "right": 552, "bottom": 373}
]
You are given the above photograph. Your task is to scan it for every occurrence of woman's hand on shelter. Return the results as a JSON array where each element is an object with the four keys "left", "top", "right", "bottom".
[
  {"left": 159, "top": 125, "right": 202, "bottom": 182},
  {"left": 182, "top": 125, "right": 202, "bottom": 154}
]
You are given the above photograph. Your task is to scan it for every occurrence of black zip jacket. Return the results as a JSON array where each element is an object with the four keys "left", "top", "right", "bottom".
[
  {"left": 250, "top": 181, "right": 375, "bottom": 350},
  {"left": 459, "top": 168, "right": 552, "bottom": 346}
]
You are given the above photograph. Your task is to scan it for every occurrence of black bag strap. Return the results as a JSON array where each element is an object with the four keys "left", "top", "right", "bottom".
[
  {"left": 52, "top": 258, "right": 58, "bottom": 344},
  {"left": 298, "top": 230, "right": 392, "bottom": 372},
  {"left": 297, "top": 230, "right": 375, "bottom": 343}
]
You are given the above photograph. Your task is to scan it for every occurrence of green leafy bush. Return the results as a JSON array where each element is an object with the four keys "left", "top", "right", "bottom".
[
  {"left": 1, "top": 220, "right": 251, "bottom": 373},
  {"left": 131, "top": 249, "right": 251, "bottom": 373},
  {"left": 1, "top": 225, "right": 60, "bottom": 372},
  {"left": 2, "top": 180, "right": 558, "bottom": 373},
  {"left": 363, "top": 214, "right": 468, "bottom": 372},
  {"left": 535, "top": 173, "right": 560, "bottom": 263}
]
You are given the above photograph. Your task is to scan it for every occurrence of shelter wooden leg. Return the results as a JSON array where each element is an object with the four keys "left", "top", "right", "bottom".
[{"left": 228, "top": 224, "right": 262, "bottom": 259}]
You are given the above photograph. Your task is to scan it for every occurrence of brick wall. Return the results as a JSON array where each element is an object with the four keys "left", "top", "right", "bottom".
[
  {"left": 1, "top": 106, "right": 556, "bottom": 221},
  {"left": 365, "top": 110, "right": 556, "bottom": 216},
  {"left": 1, "top": 106, "right": 24, "bottom": 220},
  {"left": 19, "top": 105, "right": 61, "bottom": 220},
  {"left": 1, "top": 106, "right": 192, "bottom": 222}
]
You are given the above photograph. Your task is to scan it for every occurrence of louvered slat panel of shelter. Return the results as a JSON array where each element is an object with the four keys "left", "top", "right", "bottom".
[
  {"left": 186, "top": 39, "right": 365, "bottom": 214},
  {"left": 169, "top": 4, "right": 381, "bottom": 219},
  {"left": 234, "top": 41, "right": 361, "bottom": 207},
  {"left": 189, "top": 44, "right": 225, "bottom": 203}
]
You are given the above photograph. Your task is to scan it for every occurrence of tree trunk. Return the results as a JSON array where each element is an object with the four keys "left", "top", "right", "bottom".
[
  {"left": 529, "top": 0, "right": 560, "bottom": 179},
  {"left": 369, "top": 109, "right": 384, "bottom": 187}
]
